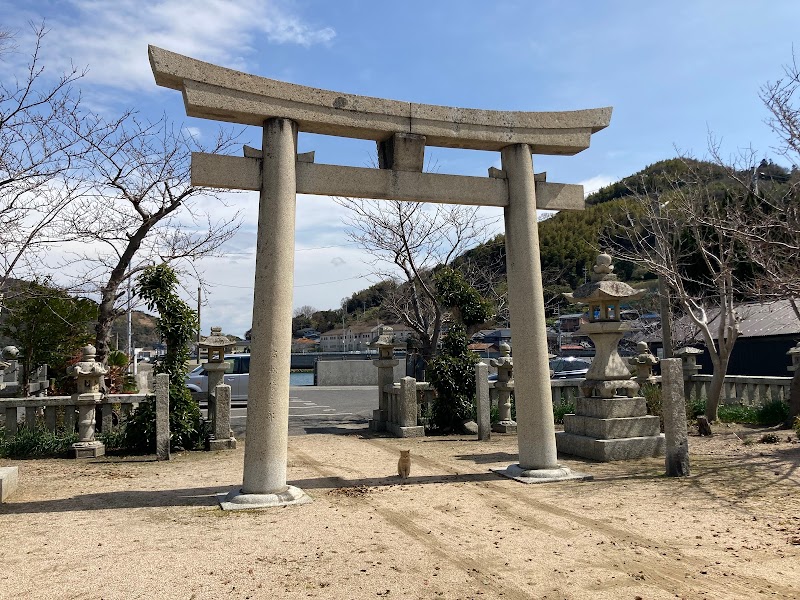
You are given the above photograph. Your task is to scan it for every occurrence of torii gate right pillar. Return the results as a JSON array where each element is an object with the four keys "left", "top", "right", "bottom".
[{"left": 496, "top": 144, "right": 591, "bottom": 482}]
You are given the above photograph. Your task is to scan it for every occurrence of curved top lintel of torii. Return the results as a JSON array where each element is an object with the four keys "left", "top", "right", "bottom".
[{"left": 149, "top": 46, "right": 611, "bottom": 155}]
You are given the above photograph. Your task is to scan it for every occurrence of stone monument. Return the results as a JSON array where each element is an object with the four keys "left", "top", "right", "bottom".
[
  {"left": 556, "top": 254, "right": 665, "bottom": 461},
  {"left": 67, "top": 345, "right": 108, "bottom": 459},
  {"left": 149, "top": 46, "right": 611, "bottom": 502}
]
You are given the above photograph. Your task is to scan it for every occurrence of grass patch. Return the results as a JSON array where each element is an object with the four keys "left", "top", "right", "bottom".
[{"left": 0, "top": 425, "right": 78, "bottom": 458}]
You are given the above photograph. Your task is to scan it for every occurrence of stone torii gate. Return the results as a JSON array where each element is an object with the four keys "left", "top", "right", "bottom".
[{"left": 149, "top": 46, "right": 611, "bottom": 508}]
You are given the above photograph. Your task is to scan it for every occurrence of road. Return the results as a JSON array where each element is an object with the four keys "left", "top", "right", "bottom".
[{"left": 228, "top": 385, "right": 376, "bottom": 437}]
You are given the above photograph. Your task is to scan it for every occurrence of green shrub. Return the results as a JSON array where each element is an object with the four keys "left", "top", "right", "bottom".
[
  {"left": 718, "top": 403, "right": 759, "bottom": 424},
  {"left": 427, "top": 325, "right": 479, "bottom": 432},
  {"left": 755, "top": 400, "right": 790, "bottom": 426},
  {"left": 553, "top": 402, "right": 575, "bottom": 425},
  {"left": 686, "top": 397, "right": 706, "bottom": 419},
  {"left": 640, "top": 383, "right": 663, "bottom": 430},
  {"left": 0, "top": 426, "right": 78, "bottom": 458}
]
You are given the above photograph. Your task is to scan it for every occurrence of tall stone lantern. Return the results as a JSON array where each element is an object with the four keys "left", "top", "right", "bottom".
[
  {"left": 556, "top": 254, "right": 665, "bottom": 461},
  {"left": 563, "top": 253, "right": 645, "bottom": 399},
  {"left": 199, "top": 326, "right": 237, "bottom": 450},
  {"left": 68, "top": 345, "right": 108, "bottom": 458}
]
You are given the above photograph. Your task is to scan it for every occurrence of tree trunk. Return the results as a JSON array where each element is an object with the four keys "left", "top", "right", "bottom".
[
  {"left": 95, "top": 286, "right": 119, "bottom": 366},
  {"left": 705, "top": 361, "right": 728, "bottom": 422}
]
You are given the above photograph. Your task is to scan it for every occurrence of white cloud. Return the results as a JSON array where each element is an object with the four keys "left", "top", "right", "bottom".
[
  {"left": 18, "top": 0, "right": 335, "bottom": 92},
  {"left": 578, "top": 175, "right": 617, "bottom": 197}
]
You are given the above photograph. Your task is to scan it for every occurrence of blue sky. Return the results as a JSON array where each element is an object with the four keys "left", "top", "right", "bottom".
[{"left": 3, "top": 0, "right": 800, "bottom": 337}]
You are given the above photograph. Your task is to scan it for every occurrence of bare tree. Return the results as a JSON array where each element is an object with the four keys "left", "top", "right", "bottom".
[
  {"left": 294, "top": 305, "right": 318, "bottom": 319},
  {"left": 336, "top": 198, "right": 494, "bottom": 361},
  {"left": 59, "top": 115, "right": 242, "bottom": 363},
  {"left": 609, "top": 162, "right": 744, "bottom": 421},
  {"left": 0, "top": 23, "right": 103, "bottom": 296}
]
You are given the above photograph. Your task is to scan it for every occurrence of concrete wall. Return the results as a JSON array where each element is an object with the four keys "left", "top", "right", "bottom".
[{"left": 316, "top": 360, "right": 405, "bottom": 386}]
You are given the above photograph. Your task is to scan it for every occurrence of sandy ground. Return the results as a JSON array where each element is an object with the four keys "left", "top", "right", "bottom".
[{"left": 1, "top": 424, "right": 799, "bottom": 600}]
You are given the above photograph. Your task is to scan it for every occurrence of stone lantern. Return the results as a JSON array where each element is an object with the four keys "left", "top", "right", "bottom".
[
  {"left": 369, "top": 326, "right": 398, "bottom": 432},
  {"left": 1, "top": 346, "right": 19, "bottom": 391},
  {"left": 490, "top": 342, "right": 515, "bottom": 433},
  {"left": 787, "top": 342, "right": 800, "bottom": 374},
  {"left": 67, "top": 345, "right": 108, "bottom": 458},
  {"left": 562, "top": 253, "right": 645, "bottom": 399},
  {"left": 199, "top": 326, "right": 236, "bottom": 450},
  {"left": 629, "top": 341, "right": 659, "bottom": 385},
  {"left": 674, "top": 346, "right": 703, "bottom": 381},
  {"left": 556, "top": 254, "right": 664, "bottom": 462}
]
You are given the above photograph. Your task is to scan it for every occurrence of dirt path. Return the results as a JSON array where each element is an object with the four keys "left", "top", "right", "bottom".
[{"left": 1, "top": 426, "right": 798, "bottom": 599}]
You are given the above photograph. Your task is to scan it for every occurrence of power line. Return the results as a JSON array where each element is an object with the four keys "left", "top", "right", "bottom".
[{"left": 204, "top": 273, "right": 372, "bottom": 290}]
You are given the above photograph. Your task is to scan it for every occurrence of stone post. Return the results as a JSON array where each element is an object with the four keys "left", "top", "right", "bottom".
[
  {"left": 209, "top": 383, "right": 236, "bottom": 450},
  {"left": 155, "top": 373, "right": 170, "bottom": 461},
  {"left": 490, "top": 342, "right": 516, "bottom": 433},
  {"left": 661, "top": 358, "right": 689, "bottom": 476},
  {"left": 475, "top": 362, "right": 490, "bottom": 441},
  {"left": 387, "top": 377, "right": 424, "bottom": 438},
  {"left": 222, "top": 118, "right": 310, "bottom": 509},
  {"left": 370, "top": 327, "right": 399, "bottom": 432},
  {"left": 68, "top": 345, "right": 108, "bottom": 459},
  {"left": 499, "top": 144, "right": 562, "bottom": 477},
  {"left": 204, "top": 362, "right": 227, "bottom": 430}
]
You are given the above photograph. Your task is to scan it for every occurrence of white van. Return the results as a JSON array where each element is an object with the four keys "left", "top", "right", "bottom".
[{"left": 185, "top": 354, "right": 250, "bottom": 405}]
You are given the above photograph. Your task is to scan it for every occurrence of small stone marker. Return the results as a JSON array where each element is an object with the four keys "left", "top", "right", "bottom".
[
  {"left": 661, "top": 358, "right": 690, "bottom": 477},
  {"left": 475, "top": 362, "right": 490, "bottom": 441},
  {"left": 155, "top": 373, "right": 170, "bottom": 461},
  {"left": 0, "top": 466, "right": 19, "bottom": 502}
]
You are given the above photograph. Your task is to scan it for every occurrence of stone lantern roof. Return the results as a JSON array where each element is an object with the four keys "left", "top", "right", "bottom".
[
  {"left": 200, "top": 327, "right": 234, "bottom": 363},
  {"left": 67, "top": 345, "right": 109, "bottom": 377},
  {"left": 563, "top": 253, "right": 644, "bottom": 322}
]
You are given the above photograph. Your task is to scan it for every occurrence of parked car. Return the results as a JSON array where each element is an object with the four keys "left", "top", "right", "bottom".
[
  {"left": 185, "top": 354, "right": 250, "bottom": 406},
  {"left": 549, "top": 356, "right": 591, "bottom": 379}
]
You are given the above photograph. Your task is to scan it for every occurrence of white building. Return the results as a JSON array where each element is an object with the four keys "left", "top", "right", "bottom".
[{"left": 319, "top": 323, "right": 415, "bottom": 352}]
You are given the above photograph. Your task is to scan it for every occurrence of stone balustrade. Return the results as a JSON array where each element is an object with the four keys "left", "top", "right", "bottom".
[{"left": 0, "top": 393, "right": 147, "bottom": 440}]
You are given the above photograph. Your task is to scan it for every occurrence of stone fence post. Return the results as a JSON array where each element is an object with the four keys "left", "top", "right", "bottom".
[
  {"left": 155, "top": 373, "right": 170, "bottom": 461},
  {"left": 475, "top": 362, "right": 490, "bottom": 440}
]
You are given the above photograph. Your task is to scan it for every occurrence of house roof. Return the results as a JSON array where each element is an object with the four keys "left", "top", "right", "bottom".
[{"left": 647, "top": 299, "right": 800, "bottom": 343}]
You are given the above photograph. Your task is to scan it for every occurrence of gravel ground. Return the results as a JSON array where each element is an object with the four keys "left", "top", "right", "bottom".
[{"left": 1, "top": 423, "right": 799, "bottom": 599}]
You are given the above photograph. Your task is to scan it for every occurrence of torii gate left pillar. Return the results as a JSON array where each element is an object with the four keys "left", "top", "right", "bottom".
[
  {"left": 149, "top": 46, "right": 611, "bottom": 508},
  {"left": 223, "top": 118, "right": 310, "bottom": 508}
]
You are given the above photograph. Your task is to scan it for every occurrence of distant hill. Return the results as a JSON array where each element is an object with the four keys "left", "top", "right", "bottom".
[
  {"left": 303, "top": 156, "right": 796, "bottom": 329},
  {"left": 109, "top": 309, "right": 161, "bottom": 349}
]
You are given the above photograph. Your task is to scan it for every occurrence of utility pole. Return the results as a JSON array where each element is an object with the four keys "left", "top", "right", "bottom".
[
  {"left": 654, "top": 197, "right": 673, "bottom": 359},
  {"left": 197, "top": 286, "right": 202, "bottom": 363},
  {"left": 127, "top": 277, "right": 132, "bottom": 372}
]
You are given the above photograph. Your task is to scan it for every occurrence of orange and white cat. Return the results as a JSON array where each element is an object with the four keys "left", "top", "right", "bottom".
[{"left": 397, "top": 449, "right": 411, "bottom": 479}]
